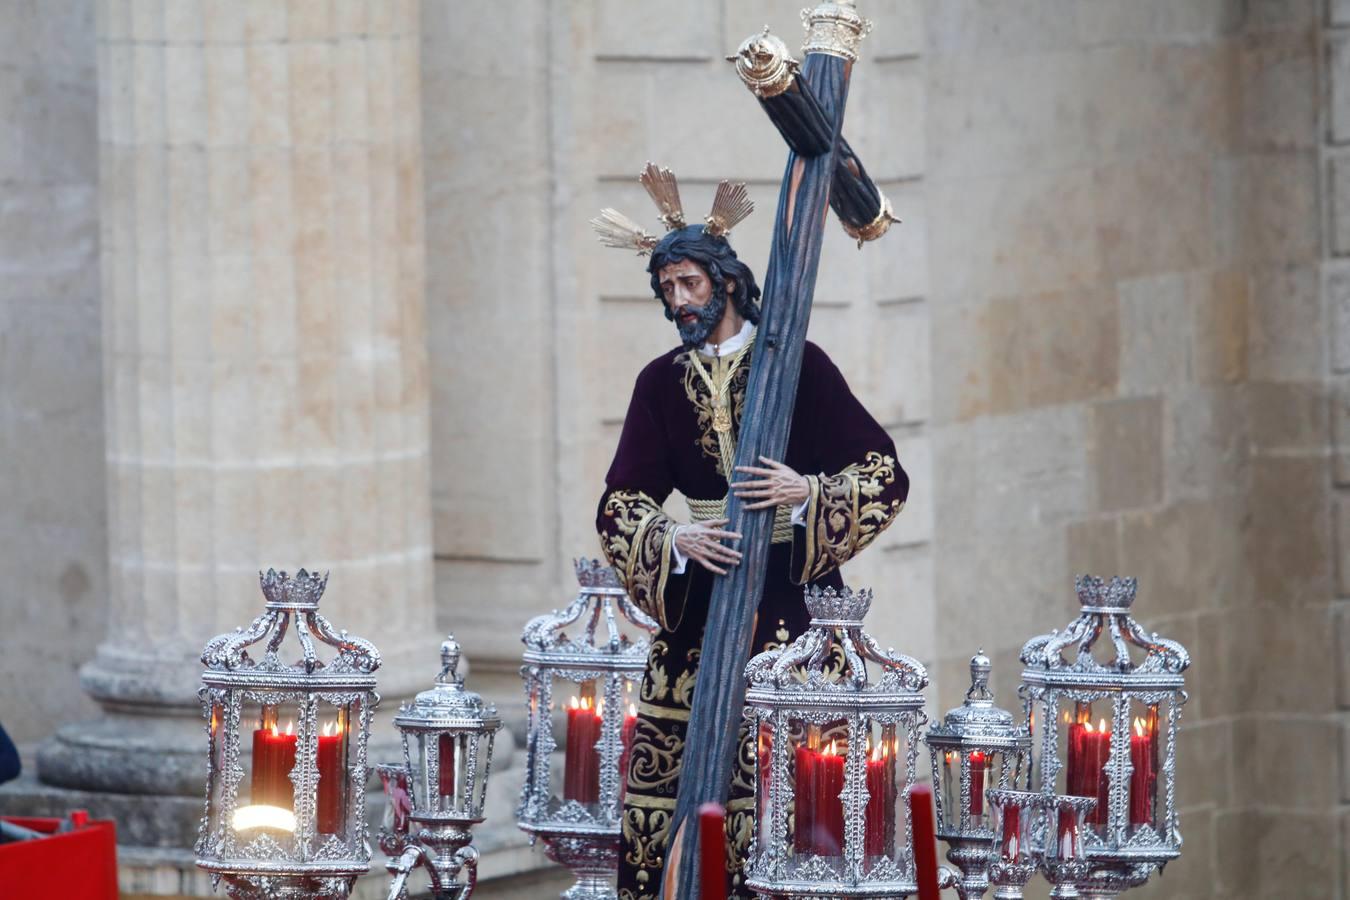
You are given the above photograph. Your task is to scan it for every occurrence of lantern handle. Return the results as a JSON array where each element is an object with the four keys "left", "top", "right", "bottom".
[{"left": 308, "top": 610, "right": 382, "bottom": 673}]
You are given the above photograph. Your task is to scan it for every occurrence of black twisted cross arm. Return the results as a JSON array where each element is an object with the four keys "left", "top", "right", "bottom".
[{"left": 664, "top": 47, "right": 854, "bottom": 900}]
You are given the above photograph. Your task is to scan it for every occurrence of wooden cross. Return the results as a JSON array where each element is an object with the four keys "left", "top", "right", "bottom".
[{"left": 665, "top": 4, "right": 887, "bottom": 896}]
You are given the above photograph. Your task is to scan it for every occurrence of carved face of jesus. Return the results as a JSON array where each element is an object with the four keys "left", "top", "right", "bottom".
[{"left": 658, "top": 258, "right": 735, "bottom": 349}]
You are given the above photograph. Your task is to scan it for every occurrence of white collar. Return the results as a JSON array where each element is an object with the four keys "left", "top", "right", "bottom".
[{"left": 699, "top": 320, "right": 754, "bottom": 358}]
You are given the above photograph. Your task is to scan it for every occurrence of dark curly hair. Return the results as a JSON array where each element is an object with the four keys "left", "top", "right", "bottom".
[{"left": 647, "top": 226, "right": 761, "bottom": 325}]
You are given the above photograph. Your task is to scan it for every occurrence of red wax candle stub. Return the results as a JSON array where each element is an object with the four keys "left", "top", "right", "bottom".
[
  {"left": 971, "top": 751, "right": 988, "bottom": 815},
  {"left": 698, "top": 802, "right": 728, "bottom": 900},
  {"left": 563, "top": 698, "right": 601, "bottom": 804},
  {"left": 618, "top": 706, "right": 637, "bottom": 802},
  {"left": 1067, "top": 718, "right": 1110, "bottom": 825},
  {"left": 251, "top": 723, "right": 297, "bottom": 811},
  {"left": 793, "top": 745, "right": 817, "bottom": 854},
  {"left": 812, "top": 744, "right": 845, "bottom": 856},
  {"left": 864, "top": 743, "right": 896, "bottom": 858},
  {"left": 1129, "top": 718, "right": 1157, "bottom": 826},
  {"left": 438, "top": 733, "right": 457, "bottom": 799},
  {"left": 1000, "top": 805, "right": 1021, "bottom": 862},
  {"left": 910, "top": 783, "right": 941, "bottom": 900},
  {"left": 316, "top": 723, "right": 346, "bottom": 833}
]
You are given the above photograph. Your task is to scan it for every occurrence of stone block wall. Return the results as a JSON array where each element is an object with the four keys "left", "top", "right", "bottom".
[{"left": 924, "top": 1, "right": 1336, "bottom": 897}]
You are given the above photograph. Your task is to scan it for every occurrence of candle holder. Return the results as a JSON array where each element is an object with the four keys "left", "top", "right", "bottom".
[
  {"left": 516, "top": 559, "right": 657, "bottom": 900},
  {"left": 924, "top": 651, "right": 1031, "bottom": 900},
  {"left": 376, "top": 763, "right": 414, "bottom": 867},
  {"left": 743, "top": 585, "right": 929, "bottom": 898},
  {"left": 384, "top": 634, "right": 501, "bottom": 900},
  {"left": 984, "top": 789, "right": 1040, "bottom": 899},
  {"left": 1040, "top": 795, "right": 1097, "bottom": 899},
  {"left": 195, "top": 569, "right": 380, "bottom": 900},
  {"left": 1019, "top": 576, "right": 1189, "bottom": 899}
]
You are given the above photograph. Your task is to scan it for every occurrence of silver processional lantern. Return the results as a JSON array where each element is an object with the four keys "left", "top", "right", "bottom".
[
  {"left": 743, "top": 585, "right": 929, "bottom": 898},
  {"left": 924, "top": 651, "right": 1031, "bottom": 900},
  {"left": 196, "top": 569, "right": 380, "bottom": 900},
  {"left": 383, "top": 634, "right": 501, "bottom": 900},
  {"left": 517, "top": 559, "right": 657, "bottom": 900},
  {"left": 1019, "top": 575, "right": 1189, "bottom": 899}
]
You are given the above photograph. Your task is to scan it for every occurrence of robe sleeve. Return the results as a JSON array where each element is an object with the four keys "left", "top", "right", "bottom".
[
  {"left": 596, "top": 364, "right": 692, "bottom": 631},
  {"left": 790, "top": 344, "right": 909, "bottom": 584}
]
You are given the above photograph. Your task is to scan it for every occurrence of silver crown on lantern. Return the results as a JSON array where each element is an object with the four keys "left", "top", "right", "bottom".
[
  {"left": 260, "top": 567, "right": 330, "bottom": 610},
  {"left": 1021, "top": 576, "right": 1189, "bottom": 676},
  {"left": 747, "top": 586, "right": 926, "bottom": 692}
]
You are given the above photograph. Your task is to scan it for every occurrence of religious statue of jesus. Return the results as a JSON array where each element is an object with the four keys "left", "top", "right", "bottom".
[{"left": 592, "top": 164, "right": 909, "bottom": 899}]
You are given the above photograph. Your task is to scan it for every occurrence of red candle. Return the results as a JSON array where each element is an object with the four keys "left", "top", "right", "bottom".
[
  {"left": 563, "top": 697, "right": 601, "bottom": 803},
  {"left": 316, "top": 721, "right": 346, "bottom": 833},
  {"left": 618, "top": 704, "right": 637, "bottom": 801},
  {"left": 1057, "top": 806, "right": 1080, "bottom": 858},
  {"left": 1129, "top": 718, "right": 1157, "bottom": 826},
  {"left": 698, "top": 802, "right": 728, "bottom": 900},
  {"left": 864, "top": 742, "right": 896, "bottom": 857},
  {"left": 910, "top": 783, "right": 941, "bottom": 900},
  {"left": 437, "top": 733, "right": 457, "bottom": 799},
  {"left": 793, "top": 745, "right": 817, "bottom": 854},
  {"left": 812, "top": 742, "right": 845, "bottom": 856},
  {"left": 251, "top": 722, "right": 297, "bottom": 809},
  {"left": 1000, "top": 804, "right": 1021, "bottom": 862},
  {"left": 968, "top": 751, "right": 987, "bottom": 816},
  {"left": 1068, "top": 719, "right": 1110, "bottom": 825}
]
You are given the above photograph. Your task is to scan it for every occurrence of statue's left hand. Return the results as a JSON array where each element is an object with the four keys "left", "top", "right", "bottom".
[{"left": 730, "top": 456, "right": 809, "bottom": 511}]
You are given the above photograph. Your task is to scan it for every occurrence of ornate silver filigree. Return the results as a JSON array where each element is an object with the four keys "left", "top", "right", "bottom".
[
  {"left": 1020, "top": 575, "right": 1189, "bottom": 899},
  {"left": 517, "top": 559, "right": 657, "bottom": 900},
  {"left": 745, "top": 585, "right": 928, "bottom": 899},
  {"left": 196, "top": 570, "right": 380, "bottom": 900},
  {"left": 383, "top": 634, "right": 500, "bottom": 899}
]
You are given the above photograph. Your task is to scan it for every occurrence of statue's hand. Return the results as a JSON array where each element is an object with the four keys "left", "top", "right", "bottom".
[
  {"left": 674, "top": 518, "right": 743, "bottom": 576},
  {"left": 731, "top": 456, "right": 809, "bottom": 511}
]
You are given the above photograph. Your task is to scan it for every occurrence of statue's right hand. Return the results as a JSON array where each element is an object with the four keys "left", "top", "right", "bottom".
[{"left": 674, "top": 518, "right": 743, "bottom": 576}]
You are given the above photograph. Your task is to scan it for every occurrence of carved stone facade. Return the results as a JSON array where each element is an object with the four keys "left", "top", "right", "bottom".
[{"left": 0, "top": 1, "right": 1344, "bottom": 898}]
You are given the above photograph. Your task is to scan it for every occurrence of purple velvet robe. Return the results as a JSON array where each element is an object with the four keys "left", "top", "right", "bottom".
[{"left": 597, "top": 334, "right": 907, "bottom": 900}]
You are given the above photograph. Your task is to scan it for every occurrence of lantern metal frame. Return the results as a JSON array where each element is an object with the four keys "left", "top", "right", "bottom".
[
  {"left": 516, "top": 559, "right": 658, "bottom": 900},
  {"left": 743, "top": 585, "right": 929, "bottom": 899},
  {"left": 1019, "top": 575, "right": 1189, "bottom": 900},
  {"left": 983, "top": 789, "right": 1041, "bottom": 900},
  {"left": 1040, "top": 794, "right": 1097, "bottom": 899},
  {"left": 195, "top": 569, "right": 381, "bottom": 900},
  {"left": 384, "top": 634, "right": 501, "bottom": 900},
  {"left": 924, "top": 651, "right": 1031, "bottom": 900}
]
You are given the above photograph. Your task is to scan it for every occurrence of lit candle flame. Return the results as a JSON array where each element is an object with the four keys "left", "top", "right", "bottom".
[
  {"left": 628, "top": 703, "right": 637, "bottom": 717},
  {"left": 1099, "top": 718, "right": 1107, "bottom": 732},
  {"left": 1134, "top": 718, "right": 1147, "bottom": 737},
  {"left": 232, "top": 804, "right": 297, "bottom": 833}
]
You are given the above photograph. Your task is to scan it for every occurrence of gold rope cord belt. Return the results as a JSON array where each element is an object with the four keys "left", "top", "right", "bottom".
[{"left": 686, "top": 496, "right": 795, "bottom": 545}]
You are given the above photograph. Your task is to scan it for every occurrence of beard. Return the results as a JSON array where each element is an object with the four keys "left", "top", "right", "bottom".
[{"left": 674, "top": 288, "right": 728, "bottom": 350}]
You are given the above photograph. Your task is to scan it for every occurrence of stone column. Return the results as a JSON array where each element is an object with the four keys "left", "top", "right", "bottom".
[{"left": 38, "top": 0, "right": 434, "bottom": 800}]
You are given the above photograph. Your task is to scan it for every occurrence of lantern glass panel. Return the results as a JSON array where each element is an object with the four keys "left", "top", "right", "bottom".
[
  {"left": 240, "top": 699, "right": 302, "bottom": 829},
  {"left": 754, "top": 720, "right": 774, "bottom": 856},
  {"left": 1060, "top": 697, "right": 1111, "bottom": 826},
  {"left": 315, "top": 701, "right": 353, "bottom": 836},
  {"left": 1128, "top": 699, "right": 1161, "bottom": 832},
  {"left": 207, "top": 702, "right": 226, "bottom": 830},
  {"left": 991, "top": 797, "right": 1030, "bottom": 865},
  {"left": 789, "top": 716, "right": 850, "bottom": 859},
  {"left": 938, "top": 747, "right": 998, "bottom": 831},
  {"left": 378, "top": 763, "right": 412, "bottom": 838},
  {"left": 561, "top": 678, "right": 603, "bottom": 807},
  {"left": 863, "top": 720, "right": 900, "bottom": 865}
]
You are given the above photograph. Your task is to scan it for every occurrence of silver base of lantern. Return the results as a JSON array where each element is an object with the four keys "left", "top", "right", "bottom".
[
  {"left": 942, "top": 834, "right": 996, "bottom": 900},
  {"left": 385, "top": 820, "right": 480, "bottom": 900},
  {"left": 218, "top": 874, "right": 358, "bottom": 900},
  {"left": 528, "top": 828, "right": 620, "bottom": 900}
]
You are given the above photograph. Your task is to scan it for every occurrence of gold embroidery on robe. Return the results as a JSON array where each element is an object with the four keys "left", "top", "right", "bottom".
[
  {"left": 676, "top": 351, "right": 751, "bottom": 477},
  {"left": 600, "top": 490, "right": 684, "bottom": 629},
  {"left": 797, "top": 450, "right": 905, "bottom": 583}
]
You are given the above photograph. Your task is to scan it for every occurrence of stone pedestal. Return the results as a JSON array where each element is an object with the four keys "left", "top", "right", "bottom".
[{"left": 32, "top": 0, "right": 434, "bottom": 839}]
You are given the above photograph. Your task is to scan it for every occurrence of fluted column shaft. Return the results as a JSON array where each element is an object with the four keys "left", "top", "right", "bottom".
[{"left": 41, "top": 0, "right": 434, "bottom": 795}]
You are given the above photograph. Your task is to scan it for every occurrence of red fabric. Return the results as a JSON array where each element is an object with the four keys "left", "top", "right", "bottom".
[{"left": 0, "top": 815, "right": 117, "bottom": 900}]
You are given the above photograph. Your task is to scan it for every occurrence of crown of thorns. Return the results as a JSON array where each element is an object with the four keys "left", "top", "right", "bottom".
[{"left": 589, "top": 162, "right": 754, "bottom": 256}]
